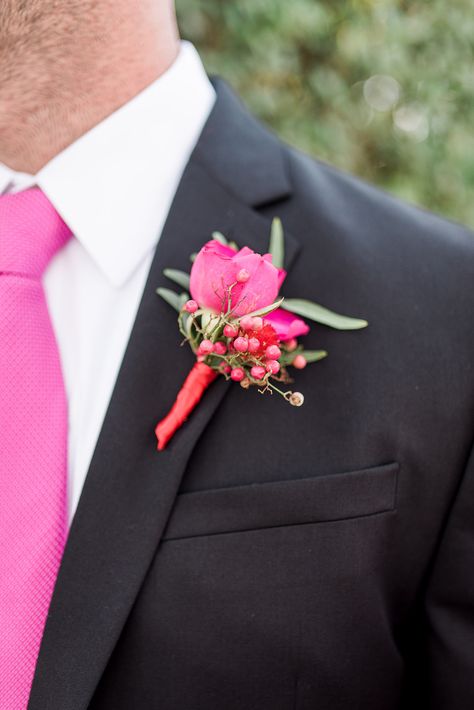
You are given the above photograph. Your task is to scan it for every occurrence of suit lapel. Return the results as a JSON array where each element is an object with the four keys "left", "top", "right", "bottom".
[{"left": 28, "top": 80, "right": 300, "bottom": 710}]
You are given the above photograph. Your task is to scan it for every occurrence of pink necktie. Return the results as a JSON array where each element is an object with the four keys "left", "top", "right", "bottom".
[{"left": 0, "top": 188, "right": 71, "bottom": 708}]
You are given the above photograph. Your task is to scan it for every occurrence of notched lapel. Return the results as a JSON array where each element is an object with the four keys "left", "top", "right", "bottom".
[{"left": 29, "top": 83, "right": 300, "bottom": 710}]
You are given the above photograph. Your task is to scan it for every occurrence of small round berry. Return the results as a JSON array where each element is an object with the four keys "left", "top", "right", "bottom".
[
  {"left": 266, "top": 360, "right": 280, "bottom": 375},
  {"left": 230, "top": 367, "right": 245, "bottom": 382},
  {"left": 239, "top": 315, "right": 254, "bottom": 331},
  {"left": 289, "top": 392, "right": 305, "bottom": 407},
  {"left": 250, "top": 365, "right": 266, "bottom": 380},
  {"left": 214, "top": 341, "right": 227, "bottom": 355},
  {"left": 236, "top": 268, "right": 250, "bottom": 283},
  {"left": 292, "top": 354, "right": 307, "bottom": 369},
  {"left": 184, "top": 299, "right": 198, "bottom": 313},
  {"left": 265, "top": 345, "right": 281, "bottom": 360},
  {"left": 285, "top": 338, "right": 298, "bottom": 352},
  {"left": 224, "top": 324, "right": 239, "bottom": 338},
  {"left": 198, "top": 339, "right": 214, "bottom": 355},
  {"left": 233, "top": 336, "right": 249, "bottom": 353},
  {"left": 222, "top": 365, "right": 232, "bottom": 374},
  {"left": 248, "top": 337, "right": 261, "bottom": 354},
  {"left": 252, "top": 317, "right": 263, "bottom": 331}
]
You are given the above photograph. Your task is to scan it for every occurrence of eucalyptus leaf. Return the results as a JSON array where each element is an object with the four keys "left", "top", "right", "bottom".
[
  {"left": 156, "top": 287, "right": 183, "bottom": 313},
  {"left": 201, "top": 309, "right": 215, "bottom": 333},
  {"left": 301, "top": 350, "right": 328, "bottom": 363},
  {"left": 212, "top": 231, "right": 228, "bottom": 245},
  {"left": 163, "top": 268, "right": 191, "bottom": 291},
  {"left": 245, "top": 297, "right": 285, "bottom": 318},
  {"left": 282, "top": 299, "right": 368, "bottom": 330},
  {"left": 268, "top": 217, "right": 284, "bottom": 269},
  {"left": 185, "top": 314, "right": 194, "bottom": 337},
  {"left": 178, "top": 292, "right": 190, "bottom": 309}
]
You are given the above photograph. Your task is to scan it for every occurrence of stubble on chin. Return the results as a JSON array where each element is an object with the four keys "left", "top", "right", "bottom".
[
  {"left": 0, "top": 1, "right": 44, "bottom": 39},
  {"left": 0, "top": 0, "right": 99, "bottom": 84}
]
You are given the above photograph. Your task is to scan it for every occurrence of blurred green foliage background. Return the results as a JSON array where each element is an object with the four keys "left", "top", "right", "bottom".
[{"left": 176, "top": 0, "right": 474, "bottom": 228}]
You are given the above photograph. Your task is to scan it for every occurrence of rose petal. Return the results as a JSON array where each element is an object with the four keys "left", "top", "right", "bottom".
[
  {"left": 190, "top": 239, "right": 281, "bottom": 315},
  {"left": 264, "top": 308, "right": 310, "bottom": 340}
]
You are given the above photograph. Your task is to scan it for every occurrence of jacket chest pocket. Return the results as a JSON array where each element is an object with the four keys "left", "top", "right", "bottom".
[{"left": 163, "top": 462, "right": 399, "bottom": 541}]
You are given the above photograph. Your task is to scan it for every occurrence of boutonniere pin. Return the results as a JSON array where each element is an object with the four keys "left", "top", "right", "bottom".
[{"left": 155, "top": 219, "right": 367, "bottom": 450}]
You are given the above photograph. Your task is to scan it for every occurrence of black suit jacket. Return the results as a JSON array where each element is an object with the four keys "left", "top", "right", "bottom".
[{"left": 29, "top": 79, "right": 474, "bottom": 710}]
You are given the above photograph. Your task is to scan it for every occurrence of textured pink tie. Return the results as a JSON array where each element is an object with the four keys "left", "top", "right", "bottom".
[{"left": 0, "top": 188, "right": 71, "bottom": 708}]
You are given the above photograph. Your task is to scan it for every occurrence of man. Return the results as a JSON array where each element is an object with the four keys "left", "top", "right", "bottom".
[{"left": 0, "top": 1, "right": 473, "bottom": 708}]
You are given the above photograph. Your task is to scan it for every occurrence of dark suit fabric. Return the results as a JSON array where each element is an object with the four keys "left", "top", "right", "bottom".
[{"left": 29, "top": 79, "right": 474, "bottom": 710}]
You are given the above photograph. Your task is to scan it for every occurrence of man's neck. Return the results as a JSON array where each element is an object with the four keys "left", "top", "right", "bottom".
[{"left": 0, "top": 1, "right": 180, "bottom": 174}]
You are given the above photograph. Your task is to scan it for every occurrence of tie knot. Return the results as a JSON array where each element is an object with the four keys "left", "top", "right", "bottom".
[{"left": 0, "top": 188, "right": 72, "bottom": 278}]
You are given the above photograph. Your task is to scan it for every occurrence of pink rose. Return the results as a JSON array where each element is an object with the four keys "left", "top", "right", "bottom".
[
  {"left": 189, "top": 238, "right": 310, "bottom": 340},
  {"left": 190, "top": 240, "right": 282, "bottom": 317}
]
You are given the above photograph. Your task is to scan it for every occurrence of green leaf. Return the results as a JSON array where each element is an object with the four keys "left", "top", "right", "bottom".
[
  {"left": 268, "top": 217, "right": 284, "bottom": 269},
  {"left": 163, "top": 268, "right": 191, "bottom": 291},
  {"left": 156, "top": 287, "right": 189, "bottom": 313},
  {"left": 178, "top": 292, "right": 190, "bottom": 310},
  {"left": 201, "top": 309, "right": 220, "bottom": 334},
  {"left": 185, "top": 314, "right": 195, "bottom": 336},
  {"left": 301, "top": 349, "right": 328, "bottom": 363},
  {"left": 282, "top": 299, "right": 368, "bottom": 330},
  {"left": 190, "top": 252, "right": 197, "bottom": 263},
  {"left": 212, "top": 231, "right": 228, "bottom": 245},
  {"left": 245, "top": 297, "right": 285, "bottom": 318}
]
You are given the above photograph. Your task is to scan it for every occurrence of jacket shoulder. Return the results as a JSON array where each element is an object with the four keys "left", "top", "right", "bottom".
[
  {"left": 271, "top": 146, "right": 474, "bottom": 378},
  {"left": 283, "top": 147, "right": 474, "bottom": 266}
]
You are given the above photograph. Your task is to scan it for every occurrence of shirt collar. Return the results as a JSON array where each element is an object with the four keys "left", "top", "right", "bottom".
[{"left": 0, "top": 42, "right": 215, "bottom": 287}]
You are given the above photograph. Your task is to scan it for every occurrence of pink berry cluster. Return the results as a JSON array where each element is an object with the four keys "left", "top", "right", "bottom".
[
  {"left": 225, "top": 315, "right": 280, "bottom": 383},
  {"left": 182, "top": 298, "right": 308, "bottom": 404},
  {"left": 184, "top": 299, "right": 308, "bottom": 384}
]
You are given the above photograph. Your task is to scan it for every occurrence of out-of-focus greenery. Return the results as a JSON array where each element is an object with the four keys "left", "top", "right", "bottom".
[{"left": 177, "top": 0, "right": 474, "bottom": 228}]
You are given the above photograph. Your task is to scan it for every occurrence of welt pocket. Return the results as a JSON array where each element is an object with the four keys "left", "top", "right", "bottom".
[{"left": 162, "top": 462, "right": 399, "bottom": 541}]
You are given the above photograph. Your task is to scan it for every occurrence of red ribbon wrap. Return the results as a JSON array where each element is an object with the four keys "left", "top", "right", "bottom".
[{"left": 155, "top": 362, "right": 218, "bottom": 451}]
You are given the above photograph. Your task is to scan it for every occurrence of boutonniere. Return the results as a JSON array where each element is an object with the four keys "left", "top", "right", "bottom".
[{"left": 155, "top": 219, "right": 367, "bottom": 450}]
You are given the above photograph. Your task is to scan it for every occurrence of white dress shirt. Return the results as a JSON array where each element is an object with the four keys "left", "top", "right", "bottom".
[{"left": 0, "top": 42, "right": 215, "bottom": 522}]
